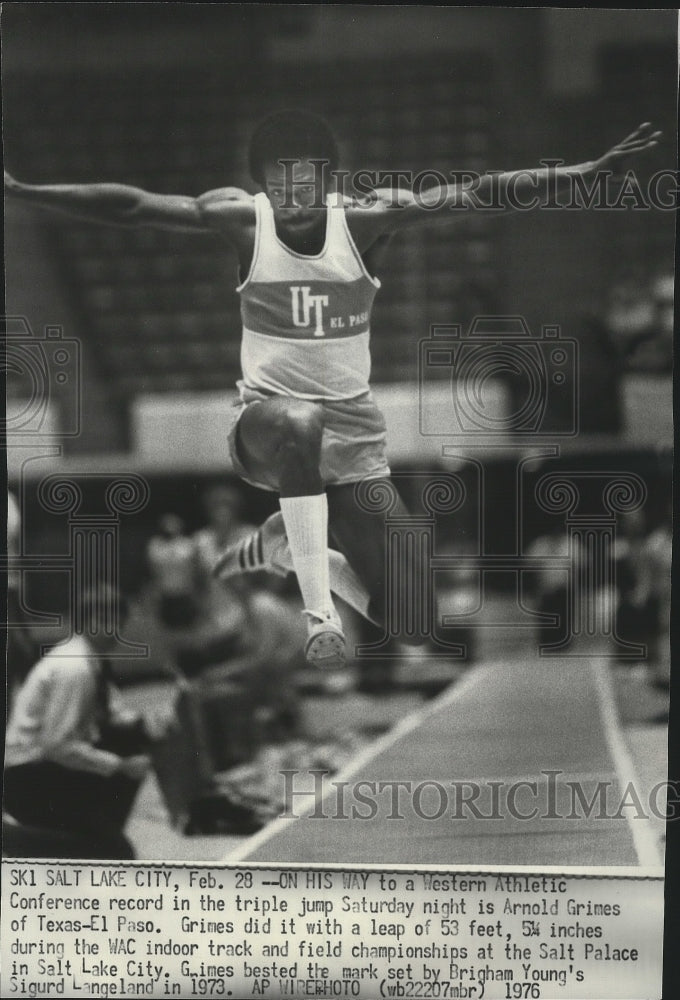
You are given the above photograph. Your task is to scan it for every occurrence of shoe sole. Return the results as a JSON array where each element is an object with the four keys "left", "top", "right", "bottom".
[{"left": 306, "top": 629, "right": 346, "bottom": 670}]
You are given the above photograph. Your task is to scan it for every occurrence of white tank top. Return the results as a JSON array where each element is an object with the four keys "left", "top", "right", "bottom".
[{"left": 236, "top": 193, "right": 380, "bottom": 401}]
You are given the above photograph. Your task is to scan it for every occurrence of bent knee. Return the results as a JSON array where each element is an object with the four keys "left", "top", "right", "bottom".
[{"left": 273, "top": 401, "right": 324, "bottom": 448}]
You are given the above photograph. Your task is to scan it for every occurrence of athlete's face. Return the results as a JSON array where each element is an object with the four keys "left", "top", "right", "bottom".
[{"left": 263, "top": 158, "right": 328, "bottom": 235}]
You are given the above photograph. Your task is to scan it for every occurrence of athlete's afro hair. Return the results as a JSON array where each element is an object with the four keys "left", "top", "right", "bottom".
[{"left": 248, "top": 109, "right": 339, "bottom": 185}]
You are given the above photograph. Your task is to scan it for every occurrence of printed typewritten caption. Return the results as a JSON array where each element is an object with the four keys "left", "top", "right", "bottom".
[{"left": 1, "top": 864, "right": 663, "bottom": 999}]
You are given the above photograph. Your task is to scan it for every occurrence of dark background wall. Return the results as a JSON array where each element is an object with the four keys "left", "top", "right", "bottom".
[{"left": 4, "top": 6, "right": 675, "bottom": 338}]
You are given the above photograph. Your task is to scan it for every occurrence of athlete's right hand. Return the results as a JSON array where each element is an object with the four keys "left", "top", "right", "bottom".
[{"left": 118, "top": 754, "right": 152, "bottom": 780}]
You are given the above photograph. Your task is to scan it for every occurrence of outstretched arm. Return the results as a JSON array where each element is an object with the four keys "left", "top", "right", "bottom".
[
  {"left": 467, "top": 121, "right": 661, "bottom": 214},
  {"left": 350, "top": 122, "right": 661, "bottom": 236},
  {"left": 4, "top": 170, "right": 253, "bottom": 235}
]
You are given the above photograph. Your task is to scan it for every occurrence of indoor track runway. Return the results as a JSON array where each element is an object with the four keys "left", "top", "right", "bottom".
[{"left": 225, "top": 652, "right": 665, "bottom": 870}]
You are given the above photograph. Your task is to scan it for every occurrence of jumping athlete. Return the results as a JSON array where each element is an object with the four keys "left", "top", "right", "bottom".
[{"left": 5, "top": 113, "right": 660, "bottom": 668}]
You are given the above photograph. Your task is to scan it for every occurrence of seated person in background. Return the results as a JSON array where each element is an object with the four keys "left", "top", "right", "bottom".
[
  {"left": 4, "top": 586, "right": 153, "bottom": 859},
  {"left": 146, "top": 513, "right": 200, "bottom": 629}
]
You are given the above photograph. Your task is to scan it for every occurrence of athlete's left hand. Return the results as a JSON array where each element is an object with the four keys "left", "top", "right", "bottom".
[{"left": 592, "top": 122, "right": 662, "bottom": 175}]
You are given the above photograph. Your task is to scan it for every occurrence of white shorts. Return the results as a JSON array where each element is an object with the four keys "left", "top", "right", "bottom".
[{"left": 227, "top": 388, "right": 391, "bottom": 492}]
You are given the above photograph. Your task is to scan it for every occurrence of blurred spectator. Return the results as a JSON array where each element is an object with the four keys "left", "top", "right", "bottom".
[
  {"left": 435, "top": 562, "right": 478, "bottom": 663},
  {"left": 613, "top": 506, "right": 672, "bottom": 683},
  {"left": 195, "top": 483, "right": 254, "bottom": 564},
  {"left": 642, "top": 510, "right": 672, "bottom": 688},
  {"left": 160, "top": 484, "right": 258, "bottom": 678},
  {"left": 193, "top": 483, "right": 256, "bottom": 632},
  {"left": 4, "top": 586, "right": 154, "bottom": 859},
  {"left": 603, "top": 275, "right": 655, "bottom": 345},
  {"left": 619, "top": 272, "right": 674, "bottom": 372},
  {"left": 152, "top": 573, "right": 302, "bottom": 836},
  {"left": 151, "top": 673, "right": 263, "bottom": 837},
  {"left": 612, "top": 509, "right": 653, "bottom": 658},
  {"left": 146, "top": 513, "right": 200, "bottom": 629},
  {"left": 579, "top": 271, "right": 673, "bottom": 433},
  {"left": 6, "top": 489, "right": 40, "bottom": 706},
  {"left": 197, "top": 573, "right": 304, "bottom": 757},
  {"left": 599, "top": 271, "right": 673, "bottom": 374},
  {"left": 651, "top": 273, "right": 674, "bottom": 338},
  {"left": 526, "top": 523, "right": 578, "bottom": 649}
]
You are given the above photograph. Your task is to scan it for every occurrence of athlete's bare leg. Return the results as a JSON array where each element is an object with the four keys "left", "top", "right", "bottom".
[
  {"left": 327, "top": 482, "right": 411, "bottom": 630},
  {"left": 214, "top": 510, "right": 377, "bottom": 624},
  {"left": 235, "top": 397, "right": 344, "bottom": 667},
  {"left": 228, "top": 400, "right": 414, "bottom": 648},
  {"left": 236, "top": 397, "right": 324, "bottom": 497}
]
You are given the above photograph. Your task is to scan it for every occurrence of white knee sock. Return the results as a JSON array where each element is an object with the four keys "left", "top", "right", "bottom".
[
  {"left": 279, "top": 494, "right": 335, "bottom": 619},
  {"left": 264, "top": 510, "right": 374, "bottom": 622}
]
